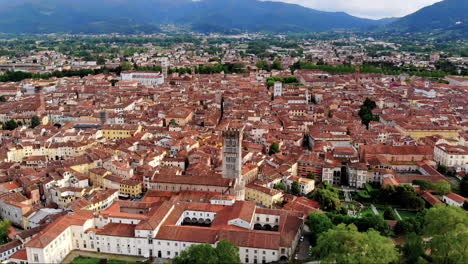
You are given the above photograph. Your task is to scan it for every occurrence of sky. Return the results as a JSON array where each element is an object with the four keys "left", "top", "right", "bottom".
[{"left": 265, "top": 0, "right": 443, "bottom": 19}]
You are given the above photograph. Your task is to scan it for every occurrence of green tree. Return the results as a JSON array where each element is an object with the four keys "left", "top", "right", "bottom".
[
  {"left": 30, "top": 115, "right": 41, "bottom": 128},
  {"left": 2, "top": 119, "right": 18, "bottom": 131},
  {"left": 271, "top": 59, "right": 283, "bottom": 70},
  {"left": 306, "top": 171, "right": 315, "bottom": 179},
  {"left": 291, "top": 181, "right": 301, "bottom": 196},
  {"left": 268, "top": 142, "right": 280, "bottom": 155},
  {"left": 429, "top": 231, "right": 468, "bottom": 264},
  {"left": 412, "top": 179, "right": 434, "bottom": 190},
  {"left": 309, "top": 188, "right": 341, "bottom": 212},
  {"left": 0, "top": 96, "right": 6, "bottom": 102},
  {"left": 172, "top": 240, "right": 241, "bottom": 264},
  {"left": 256, "top": 60, "right": 270, "bottom": 71},
  {"left": 120, "top": 61, "right": 133, "bottom": 71},
  {"left": 383, "top": 206, "right": 397, "bottom": 220},
  {"left": 358, "top": 98, "right": 378, "bottom": 129},
  {"left": 432, "top": 180, "right": 451, "bottom": 195},
  {"left": 395, "top": 216, "right": 424, "bottom": 235},
  {"left": 0, "top": 219, "right": 11, "bottom": 244},
  {"left": 215, "top": 240, "right": 241, "bottom": 264},
  {"left": 437, "top": 164, "right": 448, "bottom": 175},
  {"left": 460, "top": 177, "right": 468, "bottom": 197},
  {"left": 172, "top": 244, "right": 218, "bottom": 264},
  {"left": 306, "top": 212, "right": 334, "bottom": 245},
  {"left": 168, "top": 119, "right": 178, "bottom": 126},
  {"left": 311, "top": 224, "right": 398, "bottom": 264},
  {"left": 274, "top": 183, "right": 286, "bottom": 191},
  {"left": 423, "top": 205, "right": 467, "bottom": 236},
  {"left": 402, "top": 233, "right": 426, "bottom": 264}
]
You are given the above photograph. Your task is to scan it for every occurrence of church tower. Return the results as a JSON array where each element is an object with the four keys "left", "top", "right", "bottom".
[
  {"left": 222, "top": 125, "right": 245, "bottom": 200},
  {"left": 161, "top": 57, "right": 169, "bottom": 81},
  {"left": 273, "top": 81, "right": 282, "bottom": 98}
]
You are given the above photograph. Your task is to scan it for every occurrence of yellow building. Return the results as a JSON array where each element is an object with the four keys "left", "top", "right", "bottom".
[
  {"left": 101, "top": 124, "right": 142, "bottom": 140},
  {"left": 396, "top": 122, "right": 460, "bottom": 139},
  {"left": 166, "top": 107, "right": 194, "bottom": 126},
  {"left": 245, "top": 183, "right": 283, "bottom": 208},
  {"left": 120, "top": 179, "right": 142, "bottom": 198},
  {"left": 89, "top": 168, "right": 112, "bottom": 187}
]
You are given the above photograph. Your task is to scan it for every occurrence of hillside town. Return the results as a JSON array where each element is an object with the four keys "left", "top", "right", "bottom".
[{"left": 0, "top": 34, "right": 467, "bottom": 264}]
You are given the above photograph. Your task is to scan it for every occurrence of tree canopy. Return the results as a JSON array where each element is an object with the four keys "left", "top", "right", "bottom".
[
  {"left": 291, "top": 181, "right": 301, "bottom": 196},
  {"left": 172, "top": 240, "right": 241, "bottom": 264},
  {"left": 268, "top": 142, "right": 280, "bottom": 155},
  {"left": 306, "top": 212, "right": 334, "bottom": 245},
  {"left": 423, "top": 205, "right": 468, "bottom": 264},
  {"left": 30, "top": 115, "right": 41, "bottom": 129},
  {"left": 311, "top": 224, "right": 398, "bottom": 264},
  {"left": 0, "top": 219, "right": 11, "bottom": 245}
]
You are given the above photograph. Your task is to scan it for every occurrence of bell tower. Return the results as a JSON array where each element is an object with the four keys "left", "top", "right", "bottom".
[{"left": 222, "top": 125, "right": 245, "bottom": 200}]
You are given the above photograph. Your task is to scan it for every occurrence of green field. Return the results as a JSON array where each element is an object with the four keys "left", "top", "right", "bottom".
[
  {"left": 71, "top": 257, "right": 142, "bottom": 264},
  {"left": 397, "top": 210, "right": 418, "bottom": 219},
  {"left": 358, "top": 208, "right": 375, "bottom": 217}
]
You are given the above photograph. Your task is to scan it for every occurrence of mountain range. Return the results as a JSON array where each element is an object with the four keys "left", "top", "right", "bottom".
[{"left": 0, "top": 0, "right": 465, "bottom": 36}]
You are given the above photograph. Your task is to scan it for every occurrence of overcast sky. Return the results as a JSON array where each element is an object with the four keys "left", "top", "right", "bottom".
[{"left": 266, "top": 0, "right": 443, "bottom": 19}]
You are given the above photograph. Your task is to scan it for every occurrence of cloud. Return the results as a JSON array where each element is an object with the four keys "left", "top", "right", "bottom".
[{"left": 264, "top": 0, "right": 443, "bottom": 19}]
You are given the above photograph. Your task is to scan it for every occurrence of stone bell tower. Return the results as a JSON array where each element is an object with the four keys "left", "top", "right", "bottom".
[{"left": 222, "top": 125, "right": 245, "bottom": 200}]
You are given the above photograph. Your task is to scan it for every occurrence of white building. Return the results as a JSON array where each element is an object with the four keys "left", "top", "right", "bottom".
[
  {"left": 120, "top": 71, "right": 164, "bottom": 85},
  {"left": 434, "top": 144, "right": 468, "bottom": 172},
  {"left": 22, "top": 199, "right": 303, "bottom": 264}
]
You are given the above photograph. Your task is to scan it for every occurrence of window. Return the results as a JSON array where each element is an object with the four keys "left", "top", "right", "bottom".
[{"left": 34, "top": 254, "right": 39, "bottom": 262}]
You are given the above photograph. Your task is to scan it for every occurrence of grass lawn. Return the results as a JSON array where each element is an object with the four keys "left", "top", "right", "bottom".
[
  {"left": 358, "top": 208, "right": 375, "bottom": 217},
  {"left": 71, "top": 256, "right": 142, "bottom": 264},
  {"left": 397, "top": 210, "right": 418, "bottom": 219}
]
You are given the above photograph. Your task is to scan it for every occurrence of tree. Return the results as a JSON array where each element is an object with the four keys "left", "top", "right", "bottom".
[
  {"left": 432, "top": 180, "right": 451, "bottom": 195},
  {"left": 274, "top": 183, "right": 286, "bottom": 191},
  {"left": 306, "top": 171, "right": 315, "bottom": 179},
  {"left": 0, "top": 219, "right": 11, "bottom": 244},
  {"left": 168, "top": 119, "right": 178, "bottom": 126},
  {"left": 412, "top": 179, "right": 434, "bottom": 190},
  {"left": 460, "top": 177, "right": 468, "bottom": 197},
  {"left": 423, "top": 205, "right": 467, "bottom": 236},
  {"left": 429, "top": 231, "right": 468, "bottom": 264},
  {"left": 2, "top": 119, "right": 18, "bottom": 131},
  {"left": 311, "top": 224, "right": 398, "bottom": 264},
  {"left": 354, "top": 215, "right": 391, "bottom": 236},
  {"left": 402, "top": 233, "right": 426, "bottom": 264},
  {"left": 291, "top": 181, "right": 301, "bottom": 196},
  {"left": 309, "top": 188, "right": 341, "bottom": 212},
  {"left": 383, "top": 206, "right": 397, "bottom": 220},
  {"left": 382, "top": 184, "right": 425, "bottom": 211},
  {"left": 256, "top": 60, "right": 270, "bottom": 71},
  {"left": 214, "top": 240, "right": 241, "bottom": 264},
  {"left": 172, "top": 243, "right": 219, "bottom": 264},
  {"left": 306, "top": 212, "right": 334, "bottom": 245},
  {"left": 358, "top": 98, "right": 378, "bottom": 129},
  {"left": 395, "top": 216, "right": 424, "bottom": 235},
  {"left": 271, "top": 59, "right": 283, "bottom": 70},
  {"left": 421, "top": 206, "right": 468, "bottom": 264},
  {"left": 172, "top": 240, "right": 241, "bottom": 264},
  {"left": 120, "top": 61, "right": 133, "bottom": 71},
  {"left": 268, "top": 142, "right": 280, "bottom": 155},
  {"left": 30, "top": 115, "right": 41, "bottom": 128},
  {"left": 437, "top": 164, "right": 448, "bottom": 175},
  {"left": 0, "top": 96, "right": 6, "bottom": 102}
]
